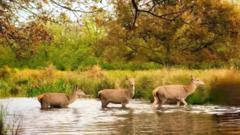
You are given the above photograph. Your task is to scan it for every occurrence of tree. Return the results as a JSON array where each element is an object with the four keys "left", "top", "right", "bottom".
[
  {"left": 0, "top": 0, "right": 103, "bottom": 59},
  {"left": 94, "top": 0, "right": 240, "bottom": 65}
]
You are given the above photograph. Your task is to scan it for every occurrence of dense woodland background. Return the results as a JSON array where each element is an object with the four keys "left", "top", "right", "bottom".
[{"left": 1, "top": 0, "right": 240, "bottom": 70}]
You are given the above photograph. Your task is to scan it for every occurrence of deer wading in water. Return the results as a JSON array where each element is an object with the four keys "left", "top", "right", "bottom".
[
  {"left": 37, "top": 90, "right": 87, "bottom": 109},
  {"left": 152, "top": 76, "right": 205, "bottom": 109},
  {"left": 98, "top": 77, "right": 135, "bottom": 109}
]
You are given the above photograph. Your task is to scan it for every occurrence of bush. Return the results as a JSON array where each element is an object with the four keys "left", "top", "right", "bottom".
[
  {"left": 27, "top": 78, "right": 74, "bottom": 97},
  {"left": 135, "top": 76, "right": 154, "bottom": 101},
  {"left": 0, "top": 66, "right": 12, "bottom": 79},
  {"left": 209, "top": 70, "right": 240, "bottom": 106}
]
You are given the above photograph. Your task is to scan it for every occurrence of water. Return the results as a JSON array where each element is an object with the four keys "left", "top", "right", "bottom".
[{"left": 1, "top": 98, "right": 240, "bottom": 135}]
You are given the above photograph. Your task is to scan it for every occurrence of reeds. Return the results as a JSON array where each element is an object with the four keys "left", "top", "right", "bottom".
[{"left": 1, "top": 66, "right": 240, "bottom": 105}]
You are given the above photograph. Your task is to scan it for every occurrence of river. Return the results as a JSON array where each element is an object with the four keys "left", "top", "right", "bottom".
[{"left": 1, "top": 98, "right": 240, "bottom": 135}]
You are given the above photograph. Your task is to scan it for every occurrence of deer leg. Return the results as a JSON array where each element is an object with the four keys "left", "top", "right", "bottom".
[
  {"left": 176, "top": 101, "right": 181, "bottom": 107},
  {"left": 122, "top": 103, "right": 127, "bottom": 108},
  {"left": 154, "top": 92, "right": 165, "bottom": 109},
  {"left": 152, "top": 96, "right": 159, "bottom": 108},
  {"left": 155, "top": 98, "right": 166, "bottom": 109},
  {"left": 121, "top": 99, "right": 129, "bottom": 108},
  {"left": 41, "top": 101, "right": 48, "bottom": 110},
  {"left": 161, "top": 98, "right": 167, "bottom": 105},
  {"left": 51, "top": 104, "right": 64, "bottom": 108},
  {"left": 180, "top": 99, "right": 188, "bottom": 107},
  {"left": 59, "top": 104, "right": 66, "bottom": 108},
  {"left": 101, "top": 100, "right": 109, "bottom": 109}
]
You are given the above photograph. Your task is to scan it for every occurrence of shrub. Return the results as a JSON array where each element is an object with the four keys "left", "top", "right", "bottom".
[
  {"left": 135, "top": 76, "right": 154, "bottom": 101},
  {"left": 209, "top": 70, "right": 240, "bottom": 106},
  {"left": 0, "top": 66, "right": 12, "bottom": 79}
]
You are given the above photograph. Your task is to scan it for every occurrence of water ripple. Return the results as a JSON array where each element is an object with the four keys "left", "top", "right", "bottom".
[{"left": 1, "top": 98, "right": 240, "bottom": 135}]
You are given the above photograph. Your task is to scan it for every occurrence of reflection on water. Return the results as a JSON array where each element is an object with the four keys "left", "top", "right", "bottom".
[{"left": 1, "top": 98, "right": 240, "bottom": 135}]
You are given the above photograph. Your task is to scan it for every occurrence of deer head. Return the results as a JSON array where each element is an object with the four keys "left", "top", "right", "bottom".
[
  {"left": 191, "top": 76, "right": 205, "bottom": 86},
  {"left": 74, "top": 90, "right": 87, "bottom": 98},
  {"left": 126, "top": 77, "right": 135, "bottom": 87}
]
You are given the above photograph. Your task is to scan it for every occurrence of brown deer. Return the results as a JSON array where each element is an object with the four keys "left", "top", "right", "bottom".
[
  {"left": 98, "top": 77, "right": 135, "bottom": 109},
  {"left": 152, "top": 76, "right": 204, "bottom": 109},
  {"left": 37, "top": 90, "right": 87, "bottom": 109}
]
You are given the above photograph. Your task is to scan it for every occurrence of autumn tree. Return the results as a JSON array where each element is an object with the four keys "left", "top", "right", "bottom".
[{"left": 94, "top": 0, "right": 240, "bottom": 65}]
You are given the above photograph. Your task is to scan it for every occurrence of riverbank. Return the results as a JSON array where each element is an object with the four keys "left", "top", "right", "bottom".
[{"left": 0, "top": 65, "right": 240, "bottom": 105}]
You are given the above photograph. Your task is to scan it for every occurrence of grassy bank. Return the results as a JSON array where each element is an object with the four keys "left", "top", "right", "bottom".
[
  {"left": 0, "top": 65, "right": 240, "bottom": 105},
  {"left": 0, "top": 106, "right": 7, "bottom": 135}
]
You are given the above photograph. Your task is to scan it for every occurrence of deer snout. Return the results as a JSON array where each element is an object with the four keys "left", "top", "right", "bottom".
[
  {"left": 80, "top": 94, "right": 91, "bottom": 98},
  {"left": 200, "top": 81, "right": 205, "bottom": 86},
  {"left": 197, "top": 81, "right": 205, "bottom": 89}
]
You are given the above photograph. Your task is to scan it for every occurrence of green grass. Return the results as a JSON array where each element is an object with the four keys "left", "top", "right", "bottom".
[
  {"left": 0, "top": 106, "right": 7, "bottom": 135},
  {"left": 0, "top": 66, "right": 240, "bottom": 105}
]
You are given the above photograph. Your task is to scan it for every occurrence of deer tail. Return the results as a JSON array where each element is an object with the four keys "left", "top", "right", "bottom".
[
  {"left": 156, "top": 91, "right": 161, "bottom": 103},
  {"left": 37, "top": 94, "right": 45, "bottom": 102},
  {"left": 97, "top": 91, "right": 102, "bottom": 99},
  {"left": 153, "top": 89, "right": 161, "bottom": 104}
]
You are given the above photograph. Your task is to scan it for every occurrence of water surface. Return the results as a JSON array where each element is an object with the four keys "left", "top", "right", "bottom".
[{"left": 1, "top": 98, "right": 240, "bottom": 135}]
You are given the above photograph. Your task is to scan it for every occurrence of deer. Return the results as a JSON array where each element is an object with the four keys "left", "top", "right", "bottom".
[
  {"left": 152, "top": 76, "right": 205, "bottom": 109},
  {"left": 98, "top": 77, "right": 135, "bottom": 109},
  {"left": 37, "top": 89, "right": 87, "bottom": 110}
]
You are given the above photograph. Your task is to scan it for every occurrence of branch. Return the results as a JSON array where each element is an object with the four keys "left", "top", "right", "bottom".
[
  {"left": 138, "top": 9, "right": 174, "bottom": 20},
  {"left": 131, "top": 0, "right": 139, "bottom": 29},
  {"left": 50, "top": 0, "right": 99, "bottom": 13},
  {"left": 131, "top": 0, "right": 195, "bottom": 28},
  {"left": 191, "top": 39, "right": 216, "bottom": 52}
]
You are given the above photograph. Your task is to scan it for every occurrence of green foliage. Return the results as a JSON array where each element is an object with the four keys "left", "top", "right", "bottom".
[
  {"left": 0, "top": 20, "right": 103, "bottom": 70},
  {"left": 0, "top": 66, "right": 13, "bottom": 78},
  {"left": 42, "top": 21, "right": 102, "bottom": 70},
  {"left": 135, "top": 76, "right": 154, "bottom": 101},
  {"left": 27, "top": 78, "right": 74, "bottom": 97},
  {"left": 0, "top": 106, "right": 7, "bottom": 135},
  {"left": 186, "top": 87, "right": 210, "bottom": 104},
  {"left": 101, "top": 62, "right": 162, "bottom": 70},
  {"left": 0, "top": 46, "right": 15, "bottom": 67}
]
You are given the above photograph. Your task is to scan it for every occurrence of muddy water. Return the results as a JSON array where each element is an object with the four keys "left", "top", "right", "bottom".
[{"left": 1, "top": 98, "right": 240, "bottom": 135}]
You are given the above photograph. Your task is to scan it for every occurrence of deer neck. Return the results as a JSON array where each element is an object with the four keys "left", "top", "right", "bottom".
[
  {"left": 67, "top": 93, "right": 78, "bottom": 105},
  {"left": 130, "top": 85, "right": 135, "bottom": 98},
  {"left": 185, "top": 82, "right": 197, "bottom": 96}
]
